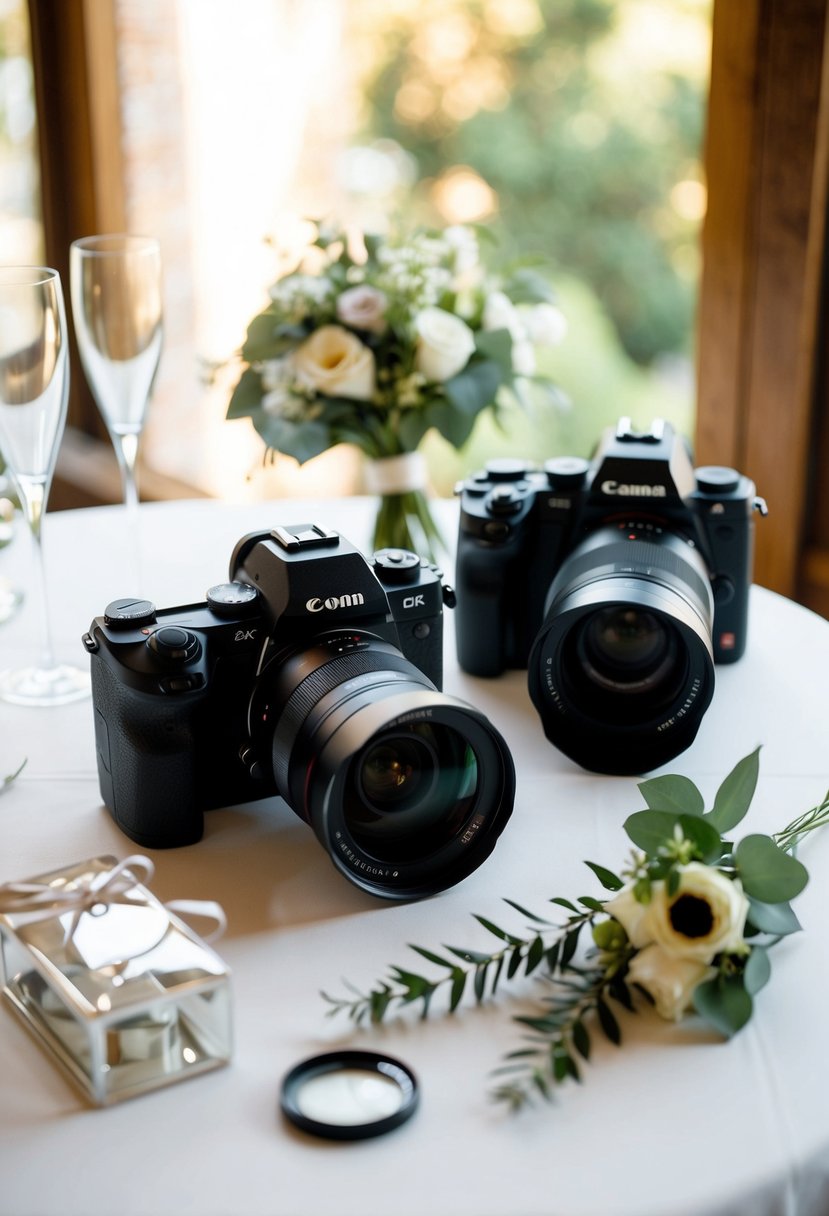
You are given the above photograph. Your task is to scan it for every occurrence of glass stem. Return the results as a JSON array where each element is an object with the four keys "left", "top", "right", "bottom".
[
  {"left": 113, "top": 429, "right": 140, "bottom": 526},
  {"left": 21, "top": 477, "right": 57, "bottom": 672}
]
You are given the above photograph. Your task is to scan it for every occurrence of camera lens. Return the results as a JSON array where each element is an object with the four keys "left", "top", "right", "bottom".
[
  {"left": 249, "top": 633, "right": 514, "bottom": 900},
  {"left": 346, "top": 725, "right": 477, "bottom": 863},
  {"left": 577, "top": 606, "right": 680, "bottom": 696},
  {"left": 528, "top": 525, "right": 715, "bottom": 774}
]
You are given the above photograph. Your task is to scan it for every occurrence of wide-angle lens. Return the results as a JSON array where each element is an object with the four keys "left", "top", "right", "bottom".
[
  {"left": 346, "top": 724, "right": 478, "bottom": 863},
  {"left": 250, "top": 632, "right": 514, "bottom": 899},
  {"left": 528, "top": 525, "right": 716, "bottom": 774}
]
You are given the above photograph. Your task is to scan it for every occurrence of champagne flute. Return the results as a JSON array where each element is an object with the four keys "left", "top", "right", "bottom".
[
  {"left": 69, "top": 235, "right": 162, "bottom": 541},
  {"left": 0, "top": 266, "right": 90, "bottom": 705}
]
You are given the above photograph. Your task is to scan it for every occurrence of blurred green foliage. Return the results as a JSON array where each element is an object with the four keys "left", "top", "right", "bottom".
[{"left": 356, "top": 0, "right": 710, "bottom": 368}]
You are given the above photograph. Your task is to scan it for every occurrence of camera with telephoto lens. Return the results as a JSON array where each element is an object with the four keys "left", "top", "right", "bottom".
[
  {"left": 455, "top": 418, "right": 767, "bottom": 775},
  {"left": 83, "top": 523, "right": 515, "bottom": 900}
]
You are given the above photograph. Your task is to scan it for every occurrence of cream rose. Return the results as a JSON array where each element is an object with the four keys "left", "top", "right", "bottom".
[
  {"left": 628, "top": 945, "right": 716, "bottom": 1021},
  {"left": 414, "top": 307, "right": 476, "bottom": 382},
  {"left": 336, "top": 285, "right": 388, "bottom": 335},
  {"left": 293, "top": 325, "right": 376, "bottom": 401},
  {"left": 647, "top": 862, "right": 749, "bottom": 963},
  {"left": 604, "top": 884, "right": 654, "bottom": 949}
]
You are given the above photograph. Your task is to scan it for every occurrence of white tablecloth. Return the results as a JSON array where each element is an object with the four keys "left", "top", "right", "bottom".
[{"left": 1, "top": 498, "right": 828, "bottom": 1216}]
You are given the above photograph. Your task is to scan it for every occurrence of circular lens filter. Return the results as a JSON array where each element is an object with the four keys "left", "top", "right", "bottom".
[{"left": 280, "top": 1050, "right": 419, "bottom": 1141}]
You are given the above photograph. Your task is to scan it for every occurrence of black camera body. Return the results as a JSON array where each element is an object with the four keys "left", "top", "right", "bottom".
[
  {"left": 455, "top": 419, "right": 766, "bottom": 773},
  {"left": 85, "top": 524, "right": 514, "bottom": 900}
]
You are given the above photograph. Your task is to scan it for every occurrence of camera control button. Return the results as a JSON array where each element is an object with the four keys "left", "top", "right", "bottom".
[
  {"left": 207, "top": 581, "right": 259, "bottom": 617},
  {"left": 711, "top": 575, "right": 736, "bottom": 605},
  {"left": 104, "top": 598, "right": 156, "bottom": 628},
  {"left": 373, "top": 548, "right": 421, "bottom": 583},
  {"left": 487, "top": 485, "right": 524, "bottom": 515},
  {"left": 485, "top": 457, "right": 530, "bottom": 482},
  {"left": 148, "top": 626, "right": 201, "bottom": 664},
  {"left": 545, "top": 457, "right": 589, "bottom": 489},
  {"left": 696, "top": 466, "right": 741, "bottom": 495},
  {"left": 482, "top": 520, "right": 511, "bottom": 540}
]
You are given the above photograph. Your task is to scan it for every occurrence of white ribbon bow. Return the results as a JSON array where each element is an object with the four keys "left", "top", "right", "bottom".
[{"left": 0, "top": 854, "right": 227, "bottom": 946}]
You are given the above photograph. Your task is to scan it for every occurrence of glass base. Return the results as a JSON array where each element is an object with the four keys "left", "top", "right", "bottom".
[{"left": 0, "top": 663, "right": 91, "bottom": 707}]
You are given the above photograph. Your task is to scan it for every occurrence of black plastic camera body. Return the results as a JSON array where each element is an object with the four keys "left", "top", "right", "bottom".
[
  {"left": 455, "top": 419, "right": 767, "bottom": 773},
  {"left": 85, "top": 524, "right": 515, "bottom": 900}
]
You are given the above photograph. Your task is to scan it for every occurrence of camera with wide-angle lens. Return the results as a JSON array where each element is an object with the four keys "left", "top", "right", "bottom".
[
  {"left": 84, "top": 524, "right": 515, "bottom": 900},
  {"left": 455, "top": 418, "right": 767, "bottom": 774}
]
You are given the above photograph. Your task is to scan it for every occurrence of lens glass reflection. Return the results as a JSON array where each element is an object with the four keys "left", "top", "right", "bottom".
[
  {"left": 577, "top": 605, "right": 679, "bottom": 695},
  {"left": 344, "top": 723, "right": 478, "bottom": 862}
]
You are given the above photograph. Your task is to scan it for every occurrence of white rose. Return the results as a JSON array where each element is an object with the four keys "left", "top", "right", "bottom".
[
  {"left": 604, "top": 883, "right": 655, "bottom": 949},
  {"left": 336, "top": 285, "right": 388, "bottom": 335},
  {"left": 647, "top": 862, "right": 749, "bottom": 963},
  {"left": 511, "top": 339, "right": 537, "bottom": 377},
  {"left": 483, "top": 290, "right": 522, "bottom": 338},
  {"left": 414, "top": 307, "right": 476, "bottom": 382},
  {"left": 523, "top": 303, "right": 567, "bottom": 347},
  {"left": 293, "top": 325, "right": 376, "bottom": 401},
  {"left": 628, "top": 944, "right": 716, "bottom": 1021}
]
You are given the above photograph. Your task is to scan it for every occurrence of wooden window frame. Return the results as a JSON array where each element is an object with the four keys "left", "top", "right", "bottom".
[{"left": 697, "top": 0, "right": 829, "bottom": 610}]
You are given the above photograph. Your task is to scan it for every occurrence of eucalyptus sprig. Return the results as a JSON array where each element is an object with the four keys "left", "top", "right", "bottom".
[
  {"left": 323, "top": 749, "right": 829, "bottom": 1110},
  {"left": 2, "top": 759, "right": 26, "bottom": 793}
]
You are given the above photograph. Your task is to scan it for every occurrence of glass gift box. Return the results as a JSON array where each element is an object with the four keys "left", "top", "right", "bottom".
[{"left": 0, "top": 854, "right": 232, "bottom": 1106}]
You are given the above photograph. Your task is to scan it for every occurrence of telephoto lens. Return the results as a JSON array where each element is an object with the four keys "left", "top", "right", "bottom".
[
  {"left": 528, "top": 524, "right": 716, "bottom": 774},
  {"left": 249, "top": 632, "right": 515, "bottom": 900}
]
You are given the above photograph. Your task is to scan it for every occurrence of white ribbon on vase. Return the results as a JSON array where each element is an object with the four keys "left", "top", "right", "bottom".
[
  {"left": 363, "top": 451, "right": 428, "bottom": 496},
  {"left": 0, "top": 853, "right": 227, "bottom": 946}
]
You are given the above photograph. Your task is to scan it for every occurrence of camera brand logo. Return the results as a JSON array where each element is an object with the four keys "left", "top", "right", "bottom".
[
  {"left": 601, "top": 479, "right": 667, "bottom": 498},
  {"left": 305, "top": 592, "right": 365, "bottom": 613}
]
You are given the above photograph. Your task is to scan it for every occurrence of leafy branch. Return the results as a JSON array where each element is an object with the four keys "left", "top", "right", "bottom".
[
  {"left": 323, "top": 750, "right": 829, "bottom": 1111},
  {"left": 2, "top": 758, "right": 26, "bottom": 793}
]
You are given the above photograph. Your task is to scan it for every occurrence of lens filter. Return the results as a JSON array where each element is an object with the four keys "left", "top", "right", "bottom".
[{"left": 280, "top": 1050, "right": 419, "bottom": 1140}]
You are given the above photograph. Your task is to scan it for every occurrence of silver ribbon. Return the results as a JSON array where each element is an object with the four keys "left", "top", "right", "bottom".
[{"left": 0, "top": 854, "right": 227, "bottom": 946}]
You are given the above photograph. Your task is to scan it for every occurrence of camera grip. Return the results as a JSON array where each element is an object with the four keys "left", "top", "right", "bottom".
[
  {"left": 455, "top": 547, "right": 510, "bottom": 677},
  {"left": 91, "top": 655, "right": 204, "bottom": 847}
]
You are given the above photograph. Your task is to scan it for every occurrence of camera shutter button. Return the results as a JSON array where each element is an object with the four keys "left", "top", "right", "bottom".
[
  {"left": 487, "top": 485, "right": 523, "bottom": 515},
  {"left": 148, "top": 626, "right": 201, "bottom": 664},
  {"left": 696, "top": 466, "right": 741, "bottom": 495}
]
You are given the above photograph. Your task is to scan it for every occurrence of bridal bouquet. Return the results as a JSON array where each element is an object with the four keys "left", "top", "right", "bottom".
[
  {"left": 228, "top": 222, "right": 565, "bottom": 558},
  {"left": 324, "top": 749, "right": 829, "bottom": 1109}
]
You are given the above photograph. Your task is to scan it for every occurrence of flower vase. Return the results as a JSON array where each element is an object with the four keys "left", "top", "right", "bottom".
[{"left": 364, "top": 452, "right": 444, "bottom": 562}]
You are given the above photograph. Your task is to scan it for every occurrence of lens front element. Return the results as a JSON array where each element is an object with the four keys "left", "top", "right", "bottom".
[{"left": 347, "top": 724, "right": 478, "bottom": 863}]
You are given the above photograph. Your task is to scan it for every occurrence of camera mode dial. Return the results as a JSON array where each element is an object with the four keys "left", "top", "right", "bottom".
[
  {"left": 104, "top": 598, "right": 156, "bottom": 628},
  {"left": 207, "top": 581, "right": 260, "bottom": 617},
  {"left": 545, "top": 457, "right": 590, "bottom": 490},
  {"left": 372, "top": 548, "right": 421, "bottom": 584},
  {"left": 695, "top": 466, "right": 741, "bottom": 495},
  {"left": 485, "top": 457, "right": 530, "bottom": 482}
]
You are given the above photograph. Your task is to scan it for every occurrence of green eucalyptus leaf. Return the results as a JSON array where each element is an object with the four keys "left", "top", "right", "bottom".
[
  {"left": 578, "top": 896, "right": 605, "bottom": 913},
  {"left": 706, "top": 746, "right": 761, "bottom": 832},
  {"left": 408, "top": 945, "right": 456, "bottom": 970},
  {"left": 549, "top": 897, "right": 579, "bottom": 913},
  {"left": 638, "top": 773, "right": 705, "bottom": 816},
  {"left": 583, "top": 860, "right": 624, "bottom": 891},
  {"left": 445, "top": 946, "right": 494, "bottom": 966},
  {"left": 746, "top": 896, "right": 802, "bottom": 936},
  {"left": 623, "top": 809, "right": 679, "bottom": 853},
  {"left": 227, "top": 367, "right": 263, "bottom": 419},
  {"left": 449, "top": 968, "right": 466, "bottom": 1012},
  {"left": 525, "top": 935, "right": 545, "bottom": 975},
  {"left": 474, "top": 964, "right": 488, "bottom": 1003},
  {"left": 693, "top": 977, "right": 753, "bottom": 1037},
  {"left": 472, "top": 915, "right": 522, "bottom": 946},
  {"left": 253, "top": 414, "right": 332, "bottom": 464},
  {"left": 474, "top": 327, "right": 513, "bottom": 378},
  {"left": 596, "top": 997, "right": 621, "bottom": 1045},
  {"left": 743, "top": 946, "right": 772, "bottom": 996},
  {"left": 501, "top": 266, "right": 557, "bottom": 305},
  {"left": 678, "top": 813, "right": 723, "bottom": 862},
  {"left": 572, "top": 1020, "right": 591, "bottom": 1060},
  {"left": 507, "top": 944, "right": 524, "bottom": 979},
  {"left": 734, "top": 834, "right": 809, "bottom": 903},
  {"left": 443, "top": 359, "right": 503, "bottom": 417},
  {"left": 502, "top": 899, "right": 551, "bottom": 925}
]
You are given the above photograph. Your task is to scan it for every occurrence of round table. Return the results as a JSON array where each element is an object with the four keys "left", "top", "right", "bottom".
[{"left": 0, "top": 498, "right": 827, "bottom": 1216}]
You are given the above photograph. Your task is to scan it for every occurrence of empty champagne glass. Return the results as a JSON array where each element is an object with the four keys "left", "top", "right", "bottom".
[
  {"left": 69, "top": 235, "right": 162, "bottom": 538},
  {"left": 0, "top": 266, "right": 90, "bottom": 705}
]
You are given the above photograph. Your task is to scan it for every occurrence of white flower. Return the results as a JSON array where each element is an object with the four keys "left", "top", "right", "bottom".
[
  {"left": 444, "top": 225, "right": 479, "bottom": 275},
  {"left": 336, "top": 285, "right": 388, "bottom": 335},
  {"left": 523, "top": 303, "right": 567, "bottom": 347},
  {"left": 604, "top": 884, "right": 654, "bottom": 949},
  {"left": 260, "top": 357, "right": 292, "bottom": 392},
  {"left": 511, "top": 339, "right": 537, "bottom": 377},
  {"left": 293, "top": 325, "right": 376, "bottom": 401},
  {"left": 647, "top": 862, "right": 749, "bottom": 963},
  {"left": 414, "top": 307, "right": 476, "bottom": 382},
  {"left": 628, "top": 945, "right": 716, "bottom": 1021},
  {"left": 483, "top": 290, "right": 522, "bottom": 337}
]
